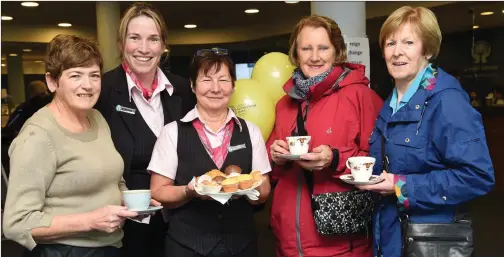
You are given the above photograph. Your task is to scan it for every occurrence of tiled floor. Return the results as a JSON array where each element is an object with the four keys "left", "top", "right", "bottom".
[{"left": 2, "top": 192, "right": 502, "bottom": 257}]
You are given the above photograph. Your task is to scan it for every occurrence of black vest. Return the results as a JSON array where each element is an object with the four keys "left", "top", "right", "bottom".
[{"left": 168, "top": 118, "right": 256, "bottom": 256}]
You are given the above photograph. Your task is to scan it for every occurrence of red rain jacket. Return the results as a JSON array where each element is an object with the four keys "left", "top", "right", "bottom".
[{"left": 266, "top": 64, "right": 383, "bottom": 257}]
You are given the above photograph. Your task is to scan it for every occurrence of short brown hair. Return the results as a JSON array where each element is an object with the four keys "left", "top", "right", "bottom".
[
  {"left": 45, "top": 34, "right": 103, "bottom": 80},
  {"left": 118, "top": 2, "right": 169, "bottom": 58},
  {"left": 188, "top": 51, "right": 236, "bottom": 88},
  {"left": 288, "top": 15, "right": 347, "bottom": 66},
  {"left": 379, "top": 6, "right": 442, "bottom": 59}
]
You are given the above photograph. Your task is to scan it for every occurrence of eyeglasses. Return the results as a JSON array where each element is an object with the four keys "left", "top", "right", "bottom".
[{"left": 195, "top": 48, "right": 229, "bottom": 56}]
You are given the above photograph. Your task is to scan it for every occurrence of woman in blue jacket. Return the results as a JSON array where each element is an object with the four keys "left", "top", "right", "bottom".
[{"left": 358, "top": 6, "right": 495, "bottom": 257}]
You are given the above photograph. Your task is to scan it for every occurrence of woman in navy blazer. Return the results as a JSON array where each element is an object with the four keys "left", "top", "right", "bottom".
[{"left": 94, "top": 3, "right": 195, "bottom": 257}]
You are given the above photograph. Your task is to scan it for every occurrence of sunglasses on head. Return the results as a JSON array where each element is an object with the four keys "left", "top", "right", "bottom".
[{"left": 195, "top": 48, "right": 229, "bottom": 57}]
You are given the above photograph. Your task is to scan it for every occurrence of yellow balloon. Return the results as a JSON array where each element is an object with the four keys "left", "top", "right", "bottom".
[
  {"left": 251, "top": 52, "right": 296, "bottom": 104},
  {"left": 229, "top": 79, "right": 275, "bottom": 141}
]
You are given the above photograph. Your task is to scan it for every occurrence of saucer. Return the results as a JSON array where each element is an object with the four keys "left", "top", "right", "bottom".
[
  {"left": 340, "top": 175, "right": 385, "bottom": 185},
  {"left": 277, "top": 154, "right": 304, "bottom": 161},
  {"left": 128, "top": 206, "right": 163, "bottom": 214}
]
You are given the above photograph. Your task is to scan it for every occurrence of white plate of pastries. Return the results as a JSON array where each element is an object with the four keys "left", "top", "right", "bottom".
[{"left": 194, "top": 165, "right": 265, "bottom": 195}]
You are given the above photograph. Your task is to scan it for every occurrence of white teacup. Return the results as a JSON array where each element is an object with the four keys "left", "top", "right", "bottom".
[
  {"left": 122, "top": 190, "right": 151, "bottom": 211},
  {"left": 346, "top": 157, "right": 376, "bottom": 182},
  {"left": 286, "top": 136, "right": 311, "bottom": 155}
]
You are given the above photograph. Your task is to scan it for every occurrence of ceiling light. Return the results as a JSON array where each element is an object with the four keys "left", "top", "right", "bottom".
[
  {"left": 1, "top": 57, "right": 5, "bottom": 60},
  {"left": 245, "top": 9, "right": 259, "bottom": 14},
  {"left": 473, "top": 25, "right": 480, "bottom": 29},
  {"left": 58, "top": 23, "right": 72, "bottom": 27},
  {"left": 184, "top": 24, "right": 197, "bottom": 29},
  {"left": 480, "top": 11, "right": 494, "bottom": 16},
  {"left": 21, "top": 2, "right": 39, "bottom": 7},
  {"left": 9, "top": 53, "right": 18, "bottom": 57},
  {"left": 1, "top": 16, "right": 13, "bottom": 21},
  {"left": 22, "top": 49, "right": 32, "bottom": 52},
  {"left": 1, "top": 64, "right": 5, "bottom": 67},
  {"left": 502, "top": 10, "right": 504, "bottom": 14},
  {"left": 35, "top": 60, "right": 44, "bottom": 63},
  {"left": 285, "top": 1, "right": 300, "bottom": 3}
]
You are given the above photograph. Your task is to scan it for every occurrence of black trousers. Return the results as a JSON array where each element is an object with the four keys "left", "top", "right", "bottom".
[
  {"left": 165, "top": 235, "right": 257, "bottom": 257},
  {"left": 24, "top": 244, "right": 120, "bottom": 257},
  {"left": 121, "top": 211, "right": 167, "bottom": 257}
]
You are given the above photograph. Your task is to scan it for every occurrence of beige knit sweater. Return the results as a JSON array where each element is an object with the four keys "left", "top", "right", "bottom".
[{"left": 2, "top": 106, "right": 127, "bottom": 250}]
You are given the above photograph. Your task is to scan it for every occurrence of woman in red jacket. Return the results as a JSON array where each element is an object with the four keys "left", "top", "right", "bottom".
[{"left": 267, "top": 15, "right": 383, "bottom": 257}]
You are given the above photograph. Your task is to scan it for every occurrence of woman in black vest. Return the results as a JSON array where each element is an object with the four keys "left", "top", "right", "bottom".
[
  {"left": 95, "top": 3, "right": 196, "bottom": 257},
  {"left": 148, "top": 49, "right": 272, "bottom": 257}
]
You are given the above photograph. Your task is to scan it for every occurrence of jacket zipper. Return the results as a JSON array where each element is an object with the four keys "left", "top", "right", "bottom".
[
  {"left": 295, "top": 169, "right": 304, "bottom": 257},
  {"left": 295, "top": 100, "right": 310, "bottom": 257}
]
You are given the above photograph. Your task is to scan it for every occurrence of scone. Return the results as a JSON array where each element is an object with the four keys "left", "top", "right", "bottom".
[
  {"left": 221, "top": 178, "right": 239, "bottom": 193},
  {"left": 250, "top": 170, "right": 263, "bottom": 182},
  {"left": 224, "top": 165, "right": 242, "bottom": 176},
  {"left": 205, "top": 169, "right": 226, "bottom": 179},
  {"left": 213, "top": 175, "right": 226, "bottom": 185},
  {"left": 236, "top": 174, "right": 254, "bottom": 190}
]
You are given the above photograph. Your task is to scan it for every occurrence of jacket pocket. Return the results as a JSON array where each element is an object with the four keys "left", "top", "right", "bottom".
[{"left": 390, "top": 131, "right": 428, "bottom": 173}]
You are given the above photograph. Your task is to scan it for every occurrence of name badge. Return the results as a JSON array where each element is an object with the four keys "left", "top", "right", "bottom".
[
  {"left": 116, "top": 105, "right": 136, "bottom": 115},
  {"left": 228, "top": 143, "right": 246, "bottom": 152}
]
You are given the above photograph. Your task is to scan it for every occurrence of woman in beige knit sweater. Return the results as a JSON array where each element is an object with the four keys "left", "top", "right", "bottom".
[{"left": 2, "top": 35, "right": 140, "bottom": 257}]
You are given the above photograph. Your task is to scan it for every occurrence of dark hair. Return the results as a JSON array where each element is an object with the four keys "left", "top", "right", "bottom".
[
  {"left": 188, "top": 51, "right": 236, "bottom": 87},
  {"left": 45, "top": 34, "right": 103, "bottom": 80}
]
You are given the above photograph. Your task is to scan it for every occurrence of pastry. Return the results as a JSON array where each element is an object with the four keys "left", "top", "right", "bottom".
[
  {"left": 202, "top": 180, "right": 218, "bottom": 186},
  {"left": 197, "top": 175, "right": 212, "bottom": 184},
  {"left": 221, "top": 178, "right": 239, "bottom": 193},
  {"left": 213, "top": 175, "right": 226, "bottom": 185},
  {"left": 250, "top": 170, "right": 263, "bottom": 181},
  {"left": 224, "top": 165, "right": 242, "bottom": 176},
  {"left": 205, "top": 169, "right": 226, "bottom": 179},
  {"left": 236, "top": 174, "right": 254, "bottom": 190}
]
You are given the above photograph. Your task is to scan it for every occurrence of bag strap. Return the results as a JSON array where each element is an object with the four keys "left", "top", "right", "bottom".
[{"left": 297, "top": 67, "right": 351, "bottom": 195}]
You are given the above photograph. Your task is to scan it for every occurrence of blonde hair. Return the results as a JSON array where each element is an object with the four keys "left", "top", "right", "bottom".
[
  {"left": 379, "top": 6, "right": 442, "bottom": 59},
  {"left": 117, "top": 2, "right": 169, "bottom": 58},
  {"left": 288, "top": 15, "right": 347, "bottom": 67}
]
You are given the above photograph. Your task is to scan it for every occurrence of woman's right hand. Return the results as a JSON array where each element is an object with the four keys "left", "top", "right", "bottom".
[
  {"left": 270, "top": 139, "right": 290, "bottom": 166},
  {"left": 87, "top": 205, "right": 138, "bottom": 233}
]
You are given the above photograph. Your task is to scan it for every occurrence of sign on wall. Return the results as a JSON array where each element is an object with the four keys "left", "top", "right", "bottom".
[{"left": 343, "top": 36, "right": 370, "bottom": 83}]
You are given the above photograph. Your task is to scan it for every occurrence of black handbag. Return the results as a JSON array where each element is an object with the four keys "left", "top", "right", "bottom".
[
  {"left": 381, "top": 135, "right": 474, "bottom": 257},
  {"left": 293, "top": 72, "right": 374, "bottom": 236}
]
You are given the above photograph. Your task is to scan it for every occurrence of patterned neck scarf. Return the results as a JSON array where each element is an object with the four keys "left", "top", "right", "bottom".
[
  {"left": 122, "top": 60, "right": 159, "bottom": 101},
  {"left": 292, "top": 66, "right": 334, "bottom": 100},
  {"left": 192, "top": 119, "right": 235, "bottom": 169}
]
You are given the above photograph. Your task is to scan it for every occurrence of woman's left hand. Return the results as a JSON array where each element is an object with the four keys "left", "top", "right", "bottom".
[
  {"left": 296, "top": 145, "right": 333, "bottom": 171},
  {"left": 356, "top": 171, "right": 395, "bottom": 195}
]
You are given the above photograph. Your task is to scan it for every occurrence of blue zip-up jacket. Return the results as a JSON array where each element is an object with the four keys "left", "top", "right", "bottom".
[{"left": 369, "top": 67, "right": 495, "bottom": 257}]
